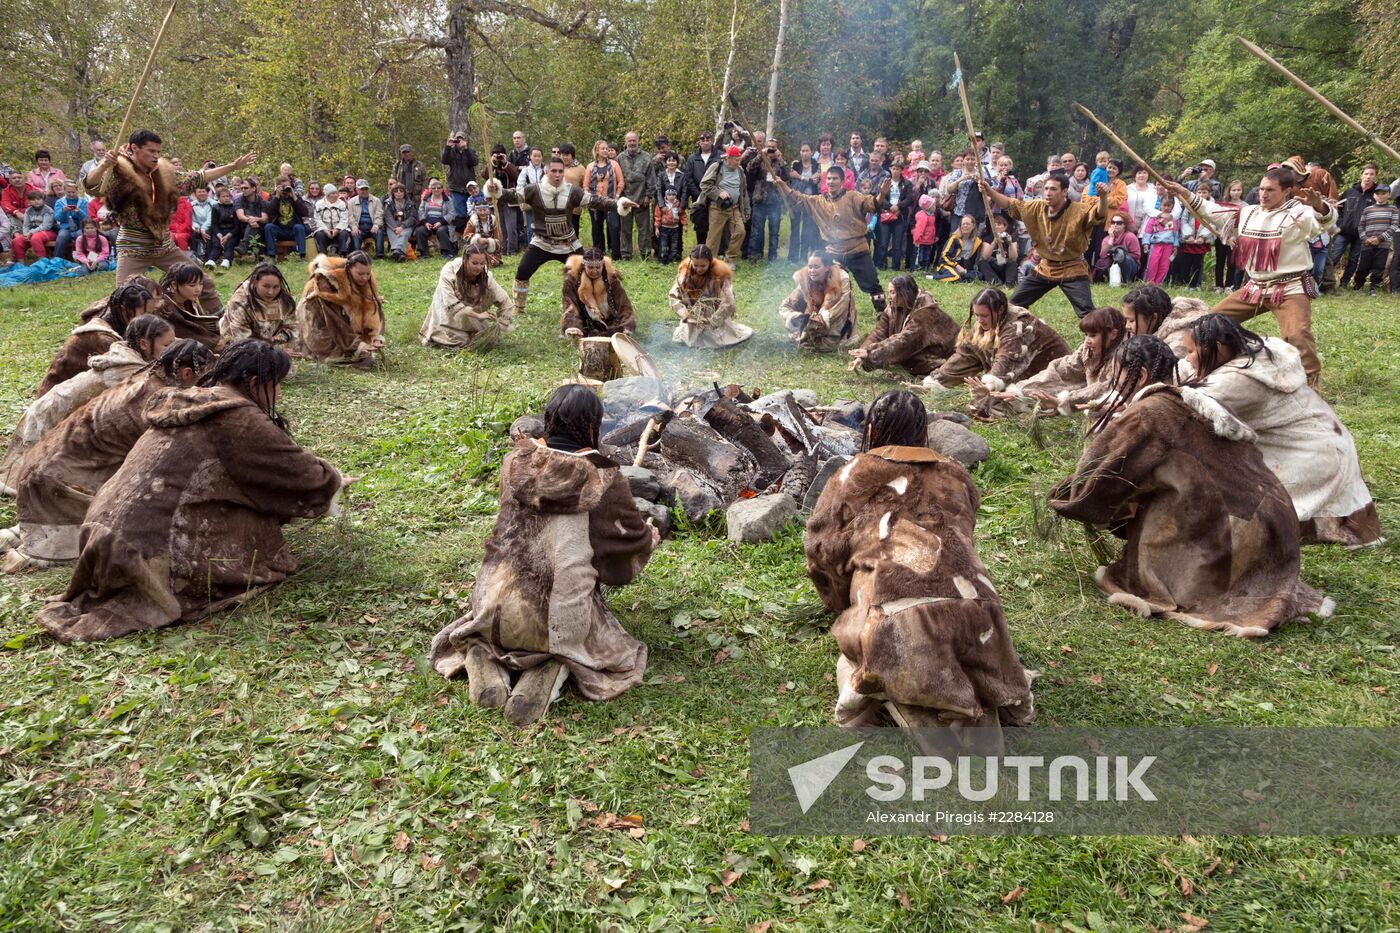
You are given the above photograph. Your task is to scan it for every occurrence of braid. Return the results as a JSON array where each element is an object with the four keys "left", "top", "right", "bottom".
[
  {"left": 123, "top": 314, "right": 175, "bottom": 360},
  {"left": 197, "top": 338, "right": 294, "bottom": 430},
  {"left": 101, "top": 282, "right": 153, "bottom": 331},
  {"left": 1188, "top": 313, "right": 1272, "bottom": 377},
  {"left": 152, "top": 338, "right": 215, "bottom": 384},
  {"left": 967, "top": 287, "right": 1008, "bottom": 330},
  {"left": 1122, "top": 285, "right": 1171, "bottom": 335},
  {"left": 1089, "top": 335, "right": 1178, "bottom": 435},
  {"left": 864, "top": 390, "right": 929, "bottom": 451}
]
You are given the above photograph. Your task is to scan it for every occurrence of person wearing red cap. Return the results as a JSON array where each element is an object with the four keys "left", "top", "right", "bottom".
[{"left": 698, "top": 146, "right": 748, "bottom": 259}]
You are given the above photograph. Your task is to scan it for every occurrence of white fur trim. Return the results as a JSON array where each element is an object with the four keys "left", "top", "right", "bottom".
[
  {"left": 1055, "top": 388, "right": 1075, "bottom": 417},
  {"left": 837, "top": 459, "right": 857, "bottom": 484},
  {"left": 1006, "top": 383, "right": 1026, "bottom": 400},
  {"left": 483, "top": 178, "right": 504, "bottom": 199},
  {"left": 882, "top": 596, "right": 947, "bottom": 615},
  {"left": 1315, "top": 597, "right": 1336, "bottom": 619},
  {"left": 878, "top": 511, "right": 892, "bottom": 540},
  {"left": 1179, "top": 387, "right": 1257, "bottom": 443},
  {"left": 1107, "top": 591, "right": 1153, "bottom": 618},
  {"left": 886, "top": 476, "right": 908, "bottom": 495},
  {"left": 618, "top": 198, "right": 635, "bottom": 216},
  {"left": 1166, "top": 611, "right": 1270, "bottom": 639},
  {"left": 978, "top": 627, "right": 995, "bottom": 645},
  {"left": 980, "top": 373, "right": 1006, "bottom": 392},
  {"left": 953, "top": 576, "right": 978, "bottom": 600}
]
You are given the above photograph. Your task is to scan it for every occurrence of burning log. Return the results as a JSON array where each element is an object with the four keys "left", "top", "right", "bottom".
[
  {"left": 658, "top": 416, "right": 756, "bottom": 498},
  {"left": 703, "top": 399, "right": 792, "bottom": 478}
]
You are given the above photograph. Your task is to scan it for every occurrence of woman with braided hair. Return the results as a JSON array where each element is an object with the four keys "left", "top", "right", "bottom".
[
  {"left": 804, "top": 390, "right": 1035, "bottom": 730},
  {"left": 1183, "top": 314, "right": 1380, "bottom": 548},
  {"left": 35, "top": 281, "right": 159, "bottom": 397},
  {"left": 1, "top": 315, "right": 174, "bottom": 495},
  {"left": 1119, "top": 283, "right": 1210, "bottom": 357},
  {"left": 156, "top": 261, "right": 224, "bottom": 350},
  {"left": 221, "top": 262, "right": 300, "bottom": 348},
  {"left": 36, "top": 340, "right": 346, "bottom": 643},
  {"left": 1051, "top": 335, "right": 1330, "bottom": 638},
  {"left": 1, "top": 339, "right": 215, "bottom": 573}
]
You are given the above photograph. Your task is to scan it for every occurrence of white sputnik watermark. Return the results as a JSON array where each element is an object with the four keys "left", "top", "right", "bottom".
[{"left": 864, "top": 754, "right": 1157, "bottom": 802}]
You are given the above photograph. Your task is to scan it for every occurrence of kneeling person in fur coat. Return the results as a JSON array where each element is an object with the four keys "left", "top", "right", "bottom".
[
  {"left": 560, "top": 248, "right": 636, "bottom": 338},
  {"left": 778, "top": 252, "right": 859, "bottom": 352},
  {"left": 296, "top": 252, "right": 386, "bottom": 367},
  {"left": 667, "top": 244, "right": 753, "bottom": 349},
  {"left": 804, "top": 390, "right": 1036, "bottom": 731},
  {"left": 430, "top": 385, "right": 658, "bottom": 726},
  {"left": 420, "top": 244, "right": 513, "bottom": 350},
  {"left": 1051, "top": 336, "right": 1330, "bottom": 638}
]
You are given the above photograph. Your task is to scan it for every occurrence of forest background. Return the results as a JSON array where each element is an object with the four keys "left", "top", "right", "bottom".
[{"left": 2, "top": 0, "right": 1397, "bottom": 183}]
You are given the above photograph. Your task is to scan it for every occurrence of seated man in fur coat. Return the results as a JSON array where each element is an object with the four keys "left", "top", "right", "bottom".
[
  {"left": 778, "top": 252, "right": 858, "bottom": 351},
  {"left": 804, "top": 390, "right": 1036, "bottom": 732},
  {"left": 560, "top": 248, "right": 636, "bottom": 338},
  {"left": 296, "top": 252, "right": 386, "bottom": 367},
  {"left": 82, "top": 128, "right": 255, "bottom": 313}
]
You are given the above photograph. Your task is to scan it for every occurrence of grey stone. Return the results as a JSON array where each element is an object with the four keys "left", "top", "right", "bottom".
[
  {"left": 813, "top": 425, "right": 861, "bottom": 460},
  {"left": 509, "top": 414, "right": 545, "bottom": 441},
  {"left": 931, "top": 409, "right": 971, "bottom": 425},
  {"left": 634, "top": 498, "right": 674, "bottom": 539},
  {"left": 825, "top": 400, "right": 866, "bottom": 431},
  {"left": 726, "top": 493, "right": 800, "bottom": 544},
  {"left": 789, "top": 389, "right": 818, "bottom": 408},
  {"left": 621, "top": 466, "right": 663, "bottom": 502},
  {"left": 926, "top": 418, "right": 990, "bottom": 467},
  {"left": 668, "top": 470, "right": 723, "bottom": 523},
  {"left": 802, "top": 455, "right": 851, "bottom": 512},
  {"left": 603, "top": 376, "right": 669, "bottom": 411}
]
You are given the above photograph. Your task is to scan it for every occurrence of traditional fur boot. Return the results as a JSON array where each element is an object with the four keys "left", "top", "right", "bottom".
[
  {"left": 512, "top": 280, "right": 529, "bottom": 316},
  {"left": 504, "top": 660, "right": 568, "bottom": 726},
  {"left": 463, "top": 643, "right": 509, "bottom": 709}
]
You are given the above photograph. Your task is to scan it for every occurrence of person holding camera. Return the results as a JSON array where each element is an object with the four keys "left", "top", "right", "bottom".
[
  {"left": 441, "top": 131, "right": 479, "bottom": 221},
  {"left": 699, "top": 145, "right": 748, "bottom": 260},
  {"left": 740, "top": 132, "right": 783, "bottom": 261},
  {"left": 977, "top": 214, "right": 1020, "bottom": 286},
  {"left": 264, "top": 182, "right": 310, "bottom": 261}
]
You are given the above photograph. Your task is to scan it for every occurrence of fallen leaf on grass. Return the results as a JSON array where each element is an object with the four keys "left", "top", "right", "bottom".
[
  {"left": 897, "top": 889, "right": 910, "bottom": 909},
  {"left": 1206, "top": 663, "right": 1218, "bottom": 677},
  {"left": 1203, "top": 858, "right": 1221, "bottom": 876},
  {"left": 1087, "top": 674, "right": 1103, "bottom": 685},
  {"left": 749, "top": 923, "right": 772, "bottom": 933},
  {"left": 851, "top": 838, "right": 866, "bottom": 853},
  {"left": 806, "top": 878, "right": 831, "bottom": 892},
  {"left": 393, "top": 831, "right": 411, "bottom": 852},
  {"left": 1180, "top": 912, "right": 1208, "bottom": 932},
  {"left": 1001, "top": 885, "right": 1024, "bottom": 904},
  {"left": 721, "top": 869, "right": 744, "bottom": 887}
]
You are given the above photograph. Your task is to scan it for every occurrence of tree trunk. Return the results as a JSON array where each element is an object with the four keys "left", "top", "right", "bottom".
[
  {"left": 444, "top": 1, "right": 477, "bottom": 134},
  {"left": 764, "top": 0, "right": 788, "bottom": 137},
  {"left": 713, "top": 0, "right": 740, "bottom": 139}
]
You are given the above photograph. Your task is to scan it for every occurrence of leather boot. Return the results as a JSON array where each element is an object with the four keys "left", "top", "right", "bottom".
[
  {"left": 463, "top": 643, "right": 509, "bottom": 709},
  {"left": 512, "top": 280, "right": 529, "bottom": 316},
  {"left": 504, "top": 660, "right": 567, "bottom": 726}
]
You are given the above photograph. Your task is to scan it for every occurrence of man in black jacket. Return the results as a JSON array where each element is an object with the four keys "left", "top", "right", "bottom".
[
  {"left": 264, "top": 182, "right": 311, "bottom": 260},
  {"left": 1331, "top": 162, "right": 1379, "bottom": 289},
  {"left": 442, "top": 132, "right": 479, "bottom": 221},
  {"left": 686, "top": 131, "right": 720, "bottom": 247}
]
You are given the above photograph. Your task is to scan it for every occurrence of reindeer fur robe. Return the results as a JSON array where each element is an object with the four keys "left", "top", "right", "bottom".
[
  {"left": 560, "top": 255, "right": 636, "bottom": 337},
  {"left": 856, "top": 289, "right": 960, "bottom": 378},
  {"left": 296, "top": 255, "right": 386, "bottom": 364},
  {"left": 805, "top": 445, "right": 1036, "bottom": 728},
  {"left": 35, "top": 386, "right": 343, "bottom": 642},
  {"left": 777, "top": 263, "right": 858, "bottom": 352},
  {"left": 1051, "top": 384, "right": 1330, "bottom": 637},
  {"left": 667, "top": 258, "right": 753, "bottom": 349},
  {"left": 431, "top": 439, "right": 655, "bottom": 702}
]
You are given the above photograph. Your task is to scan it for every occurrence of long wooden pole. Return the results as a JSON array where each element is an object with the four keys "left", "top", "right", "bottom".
[
  {"left": 1235, "top": 36, "right": 1400, "bottom": 165},
  {"left": 474, "top": 95, "right": 504, "bottom": 252},
  {"left": 1072, "top": 101, "right": 1224, "bottom": 240},
  {"left": 116, "top": 0, "right": 180, "bottom": 148},
  {"left": 953, "top": 53, "right": 1003, "bottom": 259}
]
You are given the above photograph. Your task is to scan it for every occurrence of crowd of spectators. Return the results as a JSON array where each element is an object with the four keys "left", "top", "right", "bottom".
[{"left": 2, "top": 132, "right": 1395, "bottom": 294}]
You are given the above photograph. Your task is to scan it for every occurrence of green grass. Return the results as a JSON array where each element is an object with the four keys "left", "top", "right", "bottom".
[{"left": 1, "top": 241, "right": 1398, "bottom": 932}]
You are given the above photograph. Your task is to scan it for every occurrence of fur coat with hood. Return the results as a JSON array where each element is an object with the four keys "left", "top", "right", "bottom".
[
  {"left": 156, "top": 285, "right": 223, "bottom": 351},
  {"left": 420, "top": 256, "right": 512, "bottom": 349},
  {"left": 560, "top": 255, "right": 636, "bottom": 338},
  {"left": 1154, "top": 296, "right": 1212, "bottom": 357},
  {"left": 296, "top": 255, "right": 386, "bottom": 363},
  {"left": 1190, "top": 337, "right": 1380, "bottom": 547},
  {"left": 35, "top": 385, "right": 343, "bottom": 643},
  {"left": 430, "top": 438, "right": 656, "bottom": 701},
  {"left": 1050, "top": 384, "right": 1330, "bottom": 638},
  {"left": 777, "top": 263, "right": 858, "bottom": 352},
  {"left": 857, "top": 289, "right": 960, "bottom": 378},
  {"left": 2, "top": 369, "right": 172, "bottom": 566},
  {"left": 0, "top": 341, "right": 148, "bottom": 496},
  {"left": 1005, "top": 333, "right": 1122, "bottom": 416},
  {"left": 220, "top": 277, "right": 300, "bottom": 347},
  {"left": 667, "top": 257, "right": 753, "bottom": 349},
  {"left": 805, "top": 445, "right": 1036, "bottom": 728},
  {"left": 928, "top": 304, "right": 1070, "bottom": 391},
  {"left": 35, "top": 317, "right": 121, "bottom": 398}
]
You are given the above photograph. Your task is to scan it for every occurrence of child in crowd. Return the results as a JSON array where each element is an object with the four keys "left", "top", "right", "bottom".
[
  {"left": 52, "top": 180, "right": 89, "bottom": 261},
  {"left": 12, "top": 190, "right": 56, "bottom": 262},
  {"left": 73, "top": 219, "right": 111, "bottom": 272},
  {"left": 1353, "top": 184, "right": 1396, "bottom": 295},
  {"left": 1088, "top": 151, "right": 1110, "bottom": 190},
  {"left": 653, "top": 188, "right": 686, "bottom": 263},
  {"left": 210, "top": 186, "right": 240, "bottom": 269},
  {"left": 190, "top": 188, "right": 214, "bottom": 263},
  {"left": 1141, "top": 195, "right": 1179, "bottom": 284},
  {"left": 911, "top": 194, "right": 938, "bottom": 272}
]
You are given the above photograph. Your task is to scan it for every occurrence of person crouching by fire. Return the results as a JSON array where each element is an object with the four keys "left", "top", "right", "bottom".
[
  {"left": 667, "top": 244, "right": 753, "bottom": 349},
  {"left": 429, "top": 384, "right": 659, "bottom": 726},
  {"left": 561, "top": 247, "right": 636, "bottom": 339}
]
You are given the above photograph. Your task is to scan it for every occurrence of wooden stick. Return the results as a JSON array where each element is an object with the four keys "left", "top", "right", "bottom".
[
  {"left": 953, "top": 53, "right": 1003, "bottom": 260},
  {"left": 633, "top": 418, "right": 660, "bottom": 468},
  {"left": 116, "top": 0, "right": 180, "bottom": 148},
  {"left": 1072, "top": 101, "right": 1224, "bottom": 240},
  {"left": 475, "top": 94, "right": 505, "bottom": 251},
  {"left": 1235, "top": 36, "right": 1400, "bottom": 165}
]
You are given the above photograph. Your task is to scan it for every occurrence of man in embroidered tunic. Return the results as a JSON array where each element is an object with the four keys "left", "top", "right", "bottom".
[
  {"left": 83, "top": 129, "right": 255, "bottom": 314},
  {"left": 1163, "top": 168, "right": 1335, "bottom": 387}
]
